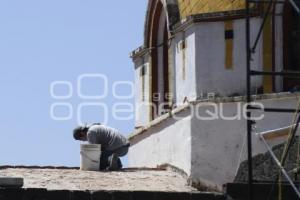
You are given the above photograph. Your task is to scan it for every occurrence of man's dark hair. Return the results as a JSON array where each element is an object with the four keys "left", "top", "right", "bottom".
[{"left": 73, "top": 126, "right": 88, "bottom": 140}]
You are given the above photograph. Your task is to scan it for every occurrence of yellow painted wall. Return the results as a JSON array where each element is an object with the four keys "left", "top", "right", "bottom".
[
  {"left": 225, "top": 21, "right": 234, "bottom": 70},
  {"left": 263, "top": 10, "right": 273, "bottom": 93}
]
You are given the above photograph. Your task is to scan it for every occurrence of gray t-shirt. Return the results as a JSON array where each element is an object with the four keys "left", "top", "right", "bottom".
[{"left": 87, "top": 125, "right": 128, "bottom": 151}]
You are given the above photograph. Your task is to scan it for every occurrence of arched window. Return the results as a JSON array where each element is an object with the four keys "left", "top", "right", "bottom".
[{"left": 146, "top": 0, "right": 170, "bottom": 119}]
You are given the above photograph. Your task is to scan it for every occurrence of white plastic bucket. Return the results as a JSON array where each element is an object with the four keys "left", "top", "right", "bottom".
[{"left": 80, "top": 144, "right": 101, "bottom": 171}]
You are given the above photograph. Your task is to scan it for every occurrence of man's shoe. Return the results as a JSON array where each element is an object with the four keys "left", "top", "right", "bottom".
[{"left": 107, "top": 153, "right": 120, "bottom": 171}]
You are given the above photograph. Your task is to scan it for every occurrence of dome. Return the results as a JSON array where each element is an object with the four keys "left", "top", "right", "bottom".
[
  {"left": 142, "top": 0, "right": 246, "bottom": 47},
  {"left": 178, "top": 0, "right": 246, "bottom": 19}
]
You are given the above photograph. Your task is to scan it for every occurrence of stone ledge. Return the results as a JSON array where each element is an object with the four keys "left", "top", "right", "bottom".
[{"left": 0, "top": 188, "right": 225, "bottom": 200}]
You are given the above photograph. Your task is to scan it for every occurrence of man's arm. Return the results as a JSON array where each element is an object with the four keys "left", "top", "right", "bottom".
[{"left": 87, "top": 130, "right": 97, "bottom": 144}]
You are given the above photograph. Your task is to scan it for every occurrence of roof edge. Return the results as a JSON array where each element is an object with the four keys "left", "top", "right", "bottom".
[
  {"left": 172, "top": 8, "right": 260, "bottom": 34},
  {"left": 129, "top": 92, "right": 300, "bottom": 140}
]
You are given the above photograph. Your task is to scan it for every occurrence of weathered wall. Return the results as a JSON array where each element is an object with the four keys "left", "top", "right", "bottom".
[
  {"left": 133, "top": 4, "right": 287, "bottom": 124},
  {"left": 194, "top": 18, "right": 263, "bottom": 98},
  {"left": 128, "top": 109, "right": 192, "bottom": 175},
  {"left": 129, "top": 94, "right": 300, "bottom": 191},
  {"left": 134, "top": 55, "right": 151, "bottom": 127},
  {"left": 190, "top": 95, "right": 299, "bottom": 189},
  {"left": 190, "top": 102, "right": 247, "bottom": 190},
  {"left": 173, "top": 28, "right": 197, "bottom": 104},
  {"left": 171, "top": 17, "right": 267, "bottom": 104},
  {"left": 133, "top": 14, "right": 285, "bottom": 126}
]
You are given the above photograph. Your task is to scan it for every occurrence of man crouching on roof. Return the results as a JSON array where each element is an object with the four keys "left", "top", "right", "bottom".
[{"left": 73, "top": 123, "right": 130, "bottom": 171}]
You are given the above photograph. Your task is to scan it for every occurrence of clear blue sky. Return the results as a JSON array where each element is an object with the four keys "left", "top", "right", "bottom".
[{"left": 0, "top": 0, "right": 147, "bottom": 167}]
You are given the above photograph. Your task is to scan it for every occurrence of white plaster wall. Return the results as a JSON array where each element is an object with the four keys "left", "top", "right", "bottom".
[
  {"left": 174, "top": 28, "right": 197, "bottom": 105},
  {"left": 128, "top": 109, "right": 192, "bottom": 175},
  {"left": 194, "top": 18, "right": 263, "bottom": 97},
  {"left": 170, "top": 38, "right": 177, "bottom": 104},
  {"left": 134, "top": 55, "right": 151, "bottom": 127},
  {"left": 190, "top": 96, "right": 299, "bottom": 189}
]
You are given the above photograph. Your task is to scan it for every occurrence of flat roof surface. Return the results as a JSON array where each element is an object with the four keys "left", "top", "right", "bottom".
[{"left": 0, "top": 167, "right": 196, "bottom": 192}]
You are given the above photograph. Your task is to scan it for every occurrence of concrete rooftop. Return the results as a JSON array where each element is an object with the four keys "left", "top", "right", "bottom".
[{"left": 0, "top": 167, "right": 196, "bottom": 192}]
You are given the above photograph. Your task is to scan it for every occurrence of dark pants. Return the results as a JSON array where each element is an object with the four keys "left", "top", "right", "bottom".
[
  {"left": 99, "top": 144, "right": 130, "bottom": 170},
  {"left": 99, "top": 150, "right": 122, "bottom": 170}
]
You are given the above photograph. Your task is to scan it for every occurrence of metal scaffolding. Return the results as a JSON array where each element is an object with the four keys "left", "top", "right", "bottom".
[{"left": 245, "top": 0, "right": 300, "bottom": 199}]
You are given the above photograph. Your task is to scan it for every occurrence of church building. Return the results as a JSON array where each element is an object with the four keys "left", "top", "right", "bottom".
[{"left": 129, "top": 0, "right": 300, "bottom": 191}]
